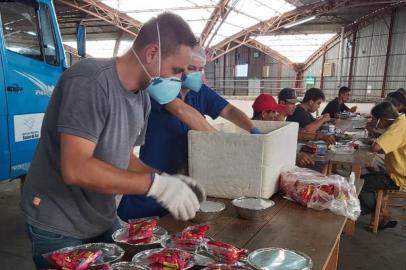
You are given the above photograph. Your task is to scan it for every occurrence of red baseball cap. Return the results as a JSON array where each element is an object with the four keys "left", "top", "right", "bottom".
[{"left": 252, "top": 94, "right": 286, "bottom": 113}]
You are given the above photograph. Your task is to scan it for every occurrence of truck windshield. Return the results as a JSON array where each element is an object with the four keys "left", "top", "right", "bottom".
[{"left": 0, "top": 1, "right": 42, "bottom": 60}]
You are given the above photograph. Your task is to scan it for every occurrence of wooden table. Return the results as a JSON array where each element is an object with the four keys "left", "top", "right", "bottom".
[
  {"left": 159, "top": 178, "right": 364, "bottom": 270},
  {"left": 304, "top": 117, "right": 376, "bottom": 170}
]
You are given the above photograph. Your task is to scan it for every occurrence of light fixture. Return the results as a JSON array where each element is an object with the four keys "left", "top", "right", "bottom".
[{"left": 283, "top": 16, "right": 316, "bottom": 29}]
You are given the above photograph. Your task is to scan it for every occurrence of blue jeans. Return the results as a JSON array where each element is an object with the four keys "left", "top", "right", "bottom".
[
  {"left": 359, "top": 172, "right": 399, "bottom": 215},
  {"left": 26, "top": 219, "right": 122, "bottom": 269}
]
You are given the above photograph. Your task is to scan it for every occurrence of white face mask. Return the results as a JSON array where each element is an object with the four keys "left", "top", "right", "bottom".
[{"left": 373, "top": 118, "right": 395, "bottom": 134}]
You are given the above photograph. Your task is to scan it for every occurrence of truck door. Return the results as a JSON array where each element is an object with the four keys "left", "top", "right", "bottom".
[
  {"left": 0, "top": 44, "right": 8, "bottom": 180},
  {"left": 0, "top": 0, "right": 64, "bottom": 180}
]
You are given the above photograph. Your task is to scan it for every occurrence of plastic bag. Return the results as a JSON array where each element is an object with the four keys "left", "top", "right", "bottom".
[
  {"left": 170, "top": 224, "right": 209, "bottom": 251},
  {"left": 206, "top": 240, "right": 248, "bottom": 264},
  {"left": 46, "top": 249, "right": 103, "bottom": 270},
  {"left": 127, "top": 217, "right": 158, "bottom": 241},
  {"left": 147, "top": 248, "right": 193, "bottom": 270},
  {"left": 280, "top": 167, "right": 361, "bottom": 221}
]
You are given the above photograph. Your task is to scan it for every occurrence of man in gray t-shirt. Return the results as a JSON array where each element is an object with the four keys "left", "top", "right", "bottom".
[{"left": 21, "top": 13, "right": 206, "bottom": 269}]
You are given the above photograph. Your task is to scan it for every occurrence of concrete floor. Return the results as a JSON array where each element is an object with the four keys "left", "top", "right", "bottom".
[{"left": 0, "top": 179, "right": 405, "bottom": 270}]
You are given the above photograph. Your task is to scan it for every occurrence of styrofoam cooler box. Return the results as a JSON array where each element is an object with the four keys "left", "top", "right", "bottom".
[{"left": 188, "top": 120, "right": 299, "bottom": 199}]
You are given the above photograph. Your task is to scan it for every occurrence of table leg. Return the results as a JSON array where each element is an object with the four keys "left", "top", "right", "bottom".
[
  {"left": 343, "top": 220, "right": 355, "bottom": 235},
  {"left": 324, "top": 237, "right": 340, "bottom": 270}
]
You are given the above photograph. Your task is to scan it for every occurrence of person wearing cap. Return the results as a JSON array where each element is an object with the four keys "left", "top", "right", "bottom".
[
  {"left": 274, "top": 88, "right": 334, "bottom": 145},
  {"left": 359, "top": 101, "right": 405, "bottom": 230},
  {"left": 252, "top": 93, "right": 286, "bottom": 120},
  {"left": 118, "top": 46, "right": 259, "bottom": 221},
  {"left": 287, "top": 88, "right": 331, "bottom": 133},
  {"left": 251, "top": 94, "right": 315, "bottom": 167},
  {"left": 276, "top": 88, "right": 298, "bottom": 121},
  {"left": 322, "top": 86, "right": 357, "bottom": 118}
]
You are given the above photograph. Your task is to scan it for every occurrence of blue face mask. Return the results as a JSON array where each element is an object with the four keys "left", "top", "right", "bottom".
[
  {"left": 146, "top": 77, "right": 182, "bottom": 104},
  {"left": 182, "top": 71, "right": 203, "bottom": 92},
  {"left": 132, "top": 22, "right": 181, "bottom": 104}
]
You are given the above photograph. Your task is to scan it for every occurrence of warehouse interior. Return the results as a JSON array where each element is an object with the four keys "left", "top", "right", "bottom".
[{"left": 0, "top": 0, "right": 405, "bottom": 269}]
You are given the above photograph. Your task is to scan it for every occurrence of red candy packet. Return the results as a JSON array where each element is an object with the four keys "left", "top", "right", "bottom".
[
  {"left": 170, "top": 224, "right": 209, "bottom": 251},
  {"left": 207, "top": 240, "right": 248, "bottom": 264},
  {"left": 178, "top": 224, "right": 209, "bottom": 240},
  {"left": 46, "top": 249, "right": 102, "bottom": 270},
  {"left": 127, "top": 217, "right": 158, "bottom": 241},
  {"left": 147, "top": 248, "right": 193, "bottom": 270}
]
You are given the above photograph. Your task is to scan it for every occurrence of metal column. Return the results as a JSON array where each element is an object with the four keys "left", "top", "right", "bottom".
[{"left": 381, "top": 8, "right": 396, "bottom": 98}]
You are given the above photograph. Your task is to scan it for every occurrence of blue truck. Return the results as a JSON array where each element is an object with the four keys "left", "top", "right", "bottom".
[{"left": 0, "top": 0, "right": 85, "bottom": 181}]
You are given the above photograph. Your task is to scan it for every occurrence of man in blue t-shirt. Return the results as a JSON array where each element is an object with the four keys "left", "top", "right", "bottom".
[{"left": 118, "top": 46, "right": 259, "bottom": 220}]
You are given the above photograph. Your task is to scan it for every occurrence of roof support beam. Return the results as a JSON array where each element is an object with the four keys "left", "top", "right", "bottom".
[
  {"left": 243, "top": 39, "right": 294, "bottom": 68},
  {"left": 57, "top": 0, "right": 141, "bottom": 37},
  {"left": 381, "top": 8, "right": 396, "bottom": 98},
  {"left": 207, "top": 0, "right": 353, "bottom": 62},
  {"left": 304, "top": 1, "right": 406, "bottom": 70},
  {"left": 113, "top": 31, "right": 124, "bottom": 57},
  {"left": 200, "top": 0, "right": 231, "bottom": 45}
]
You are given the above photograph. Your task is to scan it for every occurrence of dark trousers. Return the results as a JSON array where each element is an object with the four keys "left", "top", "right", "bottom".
[
  {"left": 359, "top": 172, "right": 399, "bottom": 215},
  {"left": 26, "top": 219, "right": 122, "bottom": 269}
]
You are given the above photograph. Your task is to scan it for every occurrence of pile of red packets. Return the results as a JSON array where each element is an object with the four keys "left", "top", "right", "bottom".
[
  {"left": 171, "top": 224, "right": 209, "bottom": 251},
  {"left": 206, "top": 240, "right": 248, "bottom": 264},
  {"left": 280, "top": 167, "right": 360, "bottom": 221},
  {"left": 47, "top": 249, "right": 102, "bottom": 270},
  {"left": 126, "top": 217, "right": 158, "bottom": 244},
  {"left": 147, "top": 248, "right": 193, "bottom": 270}
]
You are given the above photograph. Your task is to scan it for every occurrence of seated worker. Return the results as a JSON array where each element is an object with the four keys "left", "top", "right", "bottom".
[
  {"left": 276, "top": 88, "right": 298, "bottom": 121},
  {"left": 367, "top": 88, "right": 406, "bottom": 137},
  {"left": 386, "top": 89, "right": 406, "bottom": 113},
  {"left": 286, "top": 88, "right": 331, "bottom": 133},
  {"left": 322, "top": 86, "right": 357, "bottom": 118},
  {"left": 118, "top": 46, "right": 260, "bottom": 221},
  {"left": 278, "top": 88, "right": 335, "bottom": 145},
  {"left": 251, "top": 93, "right": 315, "bottom": 167},
  {"left": 359, "top": 101, "right": 405, "bottom": 229}
]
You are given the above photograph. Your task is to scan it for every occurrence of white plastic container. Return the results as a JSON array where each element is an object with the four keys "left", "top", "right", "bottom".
[{"left": 188, "top": 120, "right": 299, "bottom": 199}]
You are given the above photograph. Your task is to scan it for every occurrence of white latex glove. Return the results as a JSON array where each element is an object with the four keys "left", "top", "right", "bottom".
[
  {"left": 173, "top": 174, "right": 206, "bottom": 203},
  {"left": 147, "top": 173, "right": 200, "bottom": 221}
]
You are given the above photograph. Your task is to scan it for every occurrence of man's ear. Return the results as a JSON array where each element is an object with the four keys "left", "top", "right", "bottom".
[
  {"left": 143, "top": 44, "right": 159, "bottom": 64},
  {"left": 261, "top": 111, "right": 267, "bottom": 119}
]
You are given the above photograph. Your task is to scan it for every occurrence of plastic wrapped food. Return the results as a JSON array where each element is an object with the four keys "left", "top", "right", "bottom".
[
  {"left": 206, "top": 240, "right": 248, "bottom": 264},
  {"left": 128, "top": 217, "right": 158, "bottom": 241},
  {"left": 126, "top": 236, "right": 156, "bottom": 245},
  {"left": 179, "top": 224, "right": 209, "bottom": 240},
  {"left": 47, "top": 249, "right": 103, "bottom": 270},
  {"left": 147, "top": 248, "right": 193, "bottom": 270},
  {"left": 169, "top": 225, "right": 209, "bottom": 251},
  {"left": 280, "top": 167, "right": 361, "bottom": 221}
]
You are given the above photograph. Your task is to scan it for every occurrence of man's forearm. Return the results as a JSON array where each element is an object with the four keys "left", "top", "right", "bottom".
[
  {"left": 220, "top": 104, "right": 254, "bottom": 131},
  {"left": 298, "top": 130, "right": 318, "bottom": 141},
  {"left": 303, "top": 118, "right": 325, "bottom": 133},
  {"left": 128, "top": 152, "right": 158, "bottom": 174},
  {"left": 165, "top": 99, "right": 217, "bottom": 131},
  {"left": 62, "top": 157, "right": 152, "bottom": 195}
]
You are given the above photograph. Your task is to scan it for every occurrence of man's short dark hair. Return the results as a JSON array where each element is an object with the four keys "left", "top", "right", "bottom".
[
  {"left": 371, "top": 101, "right": 399, "bottom": 119},
  {"left": 338, "top": 86, "right": 351, "bottom": 95},
  {"left": 395, "top": 88, "right": 406, "bottom": 96},
  {"left": 386, "top": 91, "right": 406, "bottom": 107},
  {"left": 134, "top": 12, "right": 197, "bottom": 57},
  {"left": 303, "top": 88, "right": 325, "bottom": 103}
]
